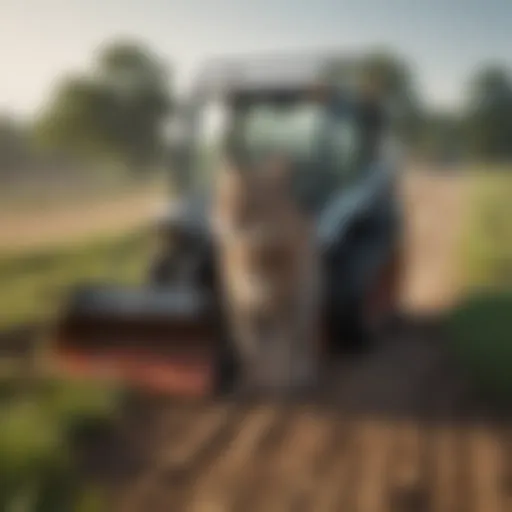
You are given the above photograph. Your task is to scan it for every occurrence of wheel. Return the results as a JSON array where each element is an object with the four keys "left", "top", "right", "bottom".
[
  {"left": 215, "top": 342, "right": 239, "bottom": 395},
  {"left": 326, "top": 298, "right": 370, "bottom": 356},
  {"left": 327, "top": 244, "right": 403, "bottom": 356},
  {"left": 359, "top": 243, "right": 404, "bottom": 343},
  {"left": 339, "top": 300, "right": 374, "bottom": 355},
  {"left": 364, "top": 243, "right": 404, "bottom": 331}
]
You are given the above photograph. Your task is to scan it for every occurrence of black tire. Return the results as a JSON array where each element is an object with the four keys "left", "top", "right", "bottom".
[
  {"left": 343, "top": 300, "right": 375, "bottom": 354},
  {"left": 329, "top": 299, "right": 374, "bottom": 356},
  {"left": 215, "top": 342, "right": 239, "bottom": 395}
]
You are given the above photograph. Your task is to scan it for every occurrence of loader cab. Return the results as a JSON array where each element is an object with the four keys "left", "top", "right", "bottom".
[{"left": 170, "top": 84, "right": 388, "bottom": 216}]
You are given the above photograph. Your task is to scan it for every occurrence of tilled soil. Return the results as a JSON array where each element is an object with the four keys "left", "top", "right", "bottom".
[{"left": 82, "top": 316, "right": 509, "bottom": 512}]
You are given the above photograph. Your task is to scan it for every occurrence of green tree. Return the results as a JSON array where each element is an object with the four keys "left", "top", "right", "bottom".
[
  {"left": 415, "top": 110, "right": 463, "bottom": 162},
  {"left": 35, "top": 39, "right": 173, "bottom": 173},
  {"left": 359, "top": 50, "right": 423, "bottom": 144},
  {"left": 325, "top": 50, "right": 423, "bottom": 145},
  {"left": 464, "top": 65, "right": 512, "bottom": 161},
  {"left": 0, "top": 115, "right": 33, "bottom": 173}
]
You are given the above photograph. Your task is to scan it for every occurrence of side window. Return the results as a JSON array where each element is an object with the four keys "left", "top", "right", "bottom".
[
  {"left": 329, "top": 116, "right": 361, "bottom": 184},
  {"left": 196, "top": 100, "right": 230, "bottom": 185}
]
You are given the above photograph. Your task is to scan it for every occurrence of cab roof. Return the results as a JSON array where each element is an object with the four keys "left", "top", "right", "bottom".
[{"left": 192, "top": 51, "right": 363, "bottom": 99}]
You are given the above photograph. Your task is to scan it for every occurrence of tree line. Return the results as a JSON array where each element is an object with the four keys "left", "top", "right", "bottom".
[{"left": 1, "top": 38, "right": 512, "bottom": 180}]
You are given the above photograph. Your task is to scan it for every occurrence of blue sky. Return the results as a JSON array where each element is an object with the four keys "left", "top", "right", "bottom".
[{"left": 1, "top": 0, "right": 511, "bottom": 117}]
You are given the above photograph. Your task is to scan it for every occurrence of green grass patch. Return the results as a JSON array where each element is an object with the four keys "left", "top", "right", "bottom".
[
  {"left": 447, "top": 291, "right": 512, "bottom": 402},
  {"left": 0, "top": 186, "right": 160, "bottom": 508},
  {"left": 0, "top": 229, "right": 152, "bottom": 329},
  {"left": 449, "top": 169, "right": 512, "bottom": 401},
  {"left": 0, "top": 375, "right": 123, "bottom": 511},
  {"left": 460, "top": 171, "right": 512, "bottom": 291}
]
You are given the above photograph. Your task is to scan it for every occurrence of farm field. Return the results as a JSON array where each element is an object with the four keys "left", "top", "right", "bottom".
[
  {"left": 0, "top": 183, "right": 167, "bottom": 329},
  {"left": 0, "top": 186, "right": 165, "bottom": 256},
  {"left": 0, "top": 167, "right": 510, "bottom": 512}
]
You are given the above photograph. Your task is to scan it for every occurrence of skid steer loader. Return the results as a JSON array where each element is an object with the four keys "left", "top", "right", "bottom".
[{"left": 52, "top": 52, "right": 404, "bottom": 398}]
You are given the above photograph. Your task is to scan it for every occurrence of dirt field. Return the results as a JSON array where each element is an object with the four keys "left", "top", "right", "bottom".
[
  {"left": 70, "top": 169, "right": 508, "bottom": 512},
  {"left": 0, "top": 189, "right": 165, "bottom": 255},
  {"left": 92, "top": 327, "right": 510, "bottom": 512},
  {"left": 400, "top": 169, "right": 469, "bottom": 314}
]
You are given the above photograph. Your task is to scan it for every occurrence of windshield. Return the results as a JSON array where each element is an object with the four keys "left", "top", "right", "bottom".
[
  {"left": 191, "top": 96, "right": 365, "bottom": 207},
  {"left": 235, "top": 101, "right": 323, "bottom": 162}
]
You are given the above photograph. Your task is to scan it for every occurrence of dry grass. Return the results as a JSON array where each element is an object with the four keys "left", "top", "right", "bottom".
[
  {"left": 0, "top": 187, "right": 165, "bottom": 256},
  {"left": 460, "top": 169, "right": 512, "bottom": 291}
]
